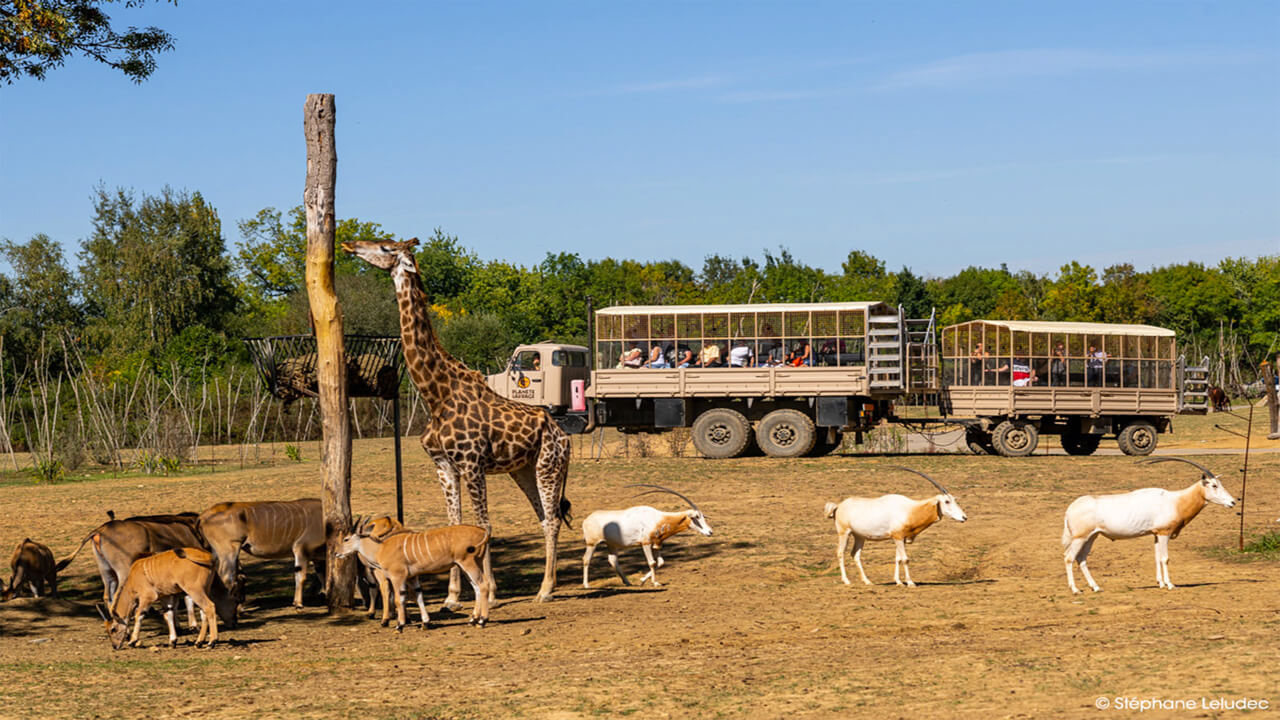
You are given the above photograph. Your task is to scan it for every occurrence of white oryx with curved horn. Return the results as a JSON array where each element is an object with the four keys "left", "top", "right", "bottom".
[
  {"left": 824, "top": 466, "right": 968, "bottom": 587},
  {"left": 581, "top": 484, "right": 713, "bottom": 588},
  {"left": 1062, "top": 456, "right": 1236, "bottom": 594}
]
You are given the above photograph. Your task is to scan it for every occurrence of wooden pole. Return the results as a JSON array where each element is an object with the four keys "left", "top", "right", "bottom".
[{"left": 304, "top": 93, "right": 356, "bottom": 610}]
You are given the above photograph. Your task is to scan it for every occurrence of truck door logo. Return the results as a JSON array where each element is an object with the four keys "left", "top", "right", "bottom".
[{"left": 517, "top": 375, "right": 531, "bottom": 389}]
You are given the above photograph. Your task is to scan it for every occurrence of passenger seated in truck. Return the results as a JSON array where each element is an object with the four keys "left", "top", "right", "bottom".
[
  {"left": 760, "top": 342, "right": 784, "bottom": 367},
  {"left": 992, "top": 358, "right": 1036, "bottom": 387},
  {"left": 698, "top": 343, "right": 723, "bottom": 368},
  {"left": 673, "top": 344, "right": 694, "bottom": 368},
  {"left": 789, "top": 341, "right": 812, "bottom": 367},
  {"left": 618, "top": 344, "right": 644, "bottom": 368},
  {"left": 729, "top": 341, "right": 753, "bottom": 367},
  {"left": 645, "top": 344, "right": 671, "bottom": 369}
]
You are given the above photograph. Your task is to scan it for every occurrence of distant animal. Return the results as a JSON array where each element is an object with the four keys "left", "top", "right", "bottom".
[
  {"left": 1207, "top": 385, "right": 1229, "bottom": 412},
  {"left": 336, "top": 518, "right": 491, "bottom": 632},
  {"left": 582, "top": 484, "right": 713, "bottom": 588},
  {"left": 1062, "top": 457, "right": 1236, "bottom": 594},
  {"left": 824, "top": 467, "right": 968, "bottom": 587},
  {"left": 56, "top": 511, "right": 205, "bottom": 625},
  {"left": 3, "top": 538, "right": 58, "bottom": 600},
  {"left": 98, "top": 548, "right": 239, "bottom": 649},
  {"left": 197, "top": 498, "right": 325, "bottom": 609}
]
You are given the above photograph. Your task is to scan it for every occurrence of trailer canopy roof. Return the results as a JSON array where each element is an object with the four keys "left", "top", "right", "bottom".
[
  {"left": 944, "top": 320, "right": 1174, "bottom": 337},
  {"left": 597, "top": 301, "right": 889, "bottom": 315}
]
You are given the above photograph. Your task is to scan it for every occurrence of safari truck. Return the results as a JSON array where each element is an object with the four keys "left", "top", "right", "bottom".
[
  {"left": 488, "top": 301, "right": 938, "bottom": 458},
  {"left": 938, "top": 320, "right": 1194, "bottom": 456}
]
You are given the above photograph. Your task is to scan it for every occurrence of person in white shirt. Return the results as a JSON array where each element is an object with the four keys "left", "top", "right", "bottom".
[{"left": 729, "top": 342, "right": 753, "bottom": 368}]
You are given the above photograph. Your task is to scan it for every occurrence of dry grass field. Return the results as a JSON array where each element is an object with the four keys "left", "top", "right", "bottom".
[{"left": 1, "top": 419, "right": 1277, "bottom": 719}]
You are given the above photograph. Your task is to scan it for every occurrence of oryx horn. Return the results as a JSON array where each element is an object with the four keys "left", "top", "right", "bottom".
[
  {"left": 889, "top": 466, "right": 950, "bottom": 495},
  {"left": 1140, "top": 456, "right": 1217, "bottom": 478},
  {"left": 626, "top": 483, "right": 701, "bottom": 513}
]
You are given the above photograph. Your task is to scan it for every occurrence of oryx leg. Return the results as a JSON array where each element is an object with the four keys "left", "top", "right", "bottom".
[
  {"left": 1156, "top": 534, "right": 1174, "bottom": 589},
  {"left": 639, "top": 544, "right": 660, "bottom": 586},
  {"left": 1075, "top": 535, "right": 1101, "bottom": 592},
  {"left": 893, "top": 538, "right": 915, "bottom": 587},
  {"left": 583, "top": 542, "right": 597, "bottom": 588},
  {"left": 1064, "top": 535, "right": 1089, "bottom": 594},
  {"left": 607, "top": 552, "right": 630, "bottom": 585},
  {"left": 836, "top": 529, "right": 851, "bottom": 585},
  {"left": 852, "top": 536, "right": 871, "bottom": 585}
]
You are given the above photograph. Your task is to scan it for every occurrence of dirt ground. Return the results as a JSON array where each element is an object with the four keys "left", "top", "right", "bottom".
[{"left": 1, "top": 430, "right": 1277, "bottom": 719}]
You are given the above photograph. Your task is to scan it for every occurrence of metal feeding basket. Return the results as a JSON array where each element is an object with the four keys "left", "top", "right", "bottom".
[
  {"left": 243, "top": 335, "right": 404, "bottom": 403},
  {"left": 243, "top": 334, "right": 409, "bottom": 521}
]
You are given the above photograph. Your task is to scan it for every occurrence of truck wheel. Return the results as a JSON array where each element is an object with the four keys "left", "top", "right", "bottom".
[
  {"left": 691, "top": 408, "right": 752, "bottom": 459},
  {"left": 1117, "top": 421, "right": 1158, "bottom": 456},
  {"left": 756, "top": 409, "right": 817, "bottom": 458},
  {"left": 992, "top": 420, "right": 1038, "bottom": 457},
  {"left": 965, "top": 428, "right": 995, "bottom": 455},
  {"left": 808, "top": 429, "right": 845, "bottom": 457},
  {"left": 1061, "top": 433, "right": 1101, "bottom": 456}
]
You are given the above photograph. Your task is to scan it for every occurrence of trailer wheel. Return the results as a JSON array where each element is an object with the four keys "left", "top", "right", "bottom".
[
  {"left": 992, "top": 420, "right": 1038, "bottom": 457},
  {"left": 965, "top": 428, "right": 995, "bottom": 455},
  {"left": 756, "top": 409, "right": 817, "bottom": 458},
  {"left": 1061, "top": 433, "right": 1101, "bottom": 456},
  {"left": 691, "top": 408, "right": 753, "bottom": 459},
  {"left": 1117, "top": 421, "right": 1158, "bottom": 456}
]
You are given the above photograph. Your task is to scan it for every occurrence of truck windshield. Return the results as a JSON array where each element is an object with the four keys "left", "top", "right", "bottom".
[{"left": 552, "top": 350, "right": 587, "bottom": 367}]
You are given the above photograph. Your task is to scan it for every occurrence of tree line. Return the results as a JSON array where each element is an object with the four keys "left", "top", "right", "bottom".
[{"left": 0, "top": 185, "right": 1276, "bottom": 476}]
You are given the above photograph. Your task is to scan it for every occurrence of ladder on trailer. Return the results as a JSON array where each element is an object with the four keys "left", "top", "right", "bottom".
[
  {"left": 1179, "top": 355, "right": 1210, "bottom": 413},
  {"left": 867, "top": 310, "right": 904, "bottom": 390}
]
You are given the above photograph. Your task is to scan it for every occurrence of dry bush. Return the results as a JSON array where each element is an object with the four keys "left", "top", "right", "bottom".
[{"left": 664, "top": 428, "right": 691, "bottom": 457}]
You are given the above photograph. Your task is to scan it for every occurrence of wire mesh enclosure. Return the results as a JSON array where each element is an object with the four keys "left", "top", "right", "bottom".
[{"left": 243, "top": 335, "right": 405, "bottom": 404}]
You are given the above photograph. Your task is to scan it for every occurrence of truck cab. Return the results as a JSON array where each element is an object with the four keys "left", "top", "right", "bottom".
[{"left": 486, "top": 343, "right": 591, "bottom": 432}]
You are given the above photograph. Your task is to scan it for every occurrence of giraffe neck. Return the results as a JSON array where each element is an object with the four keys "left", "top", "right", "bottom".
[{"left": 391, "top": 260, "right": 467, "bottom": 410}]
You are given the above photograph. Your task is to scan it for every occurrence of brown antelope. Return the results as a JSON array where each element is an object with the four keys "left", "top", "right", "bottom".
[
  {"left": 337, "top": 519, "right": 491, "bottom": 632},
  {"left": 824, "top": 467, "right": 968, "bottom": 588},
  {"left": 198, "top": 498, "right": 325, "bottom": 608},
  {"left": 98, "top": 548, "right": 238, "bottom": 649},
  {"left": 581, "top": 485, "right": 713, "bottom": 588},
  {"left": 56, "top": 511, "right": 205, "bottom": 625},
  {"left": 347, "top": 516, "right": 424, "bottom": 623},
  {"left": 3, "top": 538, "right": 58, "bottom": 600}
]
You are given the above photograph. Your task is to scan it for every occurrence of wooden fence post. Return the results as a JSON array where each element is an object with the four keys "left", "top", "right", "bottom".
[
  {"left": 1262, "top": 358, "right": 1279, "bottom": 440},
  {"left": 304, "top": 93, "right": 356, "bottom": 610}
]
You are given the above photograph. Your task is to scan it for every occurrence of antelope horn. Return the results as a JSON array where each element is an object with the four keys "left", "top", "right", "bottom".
[
  {"left": 95, "top": 603, "right": 110, "bottom": 622},
  {"left": 888, "top": 465, "right": 950, "bottom": 495},
  {"left": 626, "top": 483, "right": 701, "bottom": 513},
  {"left": 1140, "top": 456, "right": 1217, "bottom": 478}
]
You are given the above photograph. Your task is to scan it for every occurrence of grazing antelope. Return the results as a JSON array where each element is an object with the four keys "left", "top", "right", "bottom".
[
  {"left": 56, "top": 511, "right": 204, "bottom": 607},
  {"left": 99, "top": 548, "right": 238, "bottom": 649},
  {"left": 1062, "top": 457, "right": 1236, "bottom": 594},
  {"left": 198, "top": 498, "right": 325, "bottom": 609},
  {"left": 825, "top": 467, "right": 968, "bottom": 587},
  {"left": 581, "top": 484, "right": 713, "bottom": 588},
  {"left": 3, "top": 538, "right": 58, "bottom": 600},
  {"left": 336, "top": 519, "right": 490, "bottom": 632}
]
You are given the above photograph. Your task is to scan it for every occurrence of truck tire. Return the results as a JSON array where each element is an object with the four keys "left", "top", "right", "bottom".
[
  {"left": 966, "top": 428, "right": 995, "bottom": 455},
  {"left": 1061, "top": 433, "right": 1101, "bottom": 456},
  {"left": 1117, "top": 421, "right": 1158, "bottom": 456},
  {"left": 992, "top": 420, "right": 1038, "bottom": 457},
  {"left": 756, "top": 409, "right": 817, "bottom": 458},
  {"left": 691, "top": 408, "right": 753, "bottom": 459},
  {"left": 808, "top": 429, "right": 845, "bottom": 457}
]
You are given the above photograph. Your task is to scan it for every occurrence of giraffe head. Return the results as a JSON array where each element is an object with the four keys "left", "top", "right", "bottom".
[{"left": 341, "top": 237, "right": 420, "bottom": 273}]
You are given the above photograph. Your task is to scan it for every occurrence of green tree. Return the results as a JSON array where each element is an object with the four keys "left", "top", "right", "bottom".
[
  {"left": 835, "top": 249, "right": 892, "bottom": 300},
  {"left": 1096, "top": 263, "right": 1156, "bottom": 324},
  {"left": 437, "top": 312, "right": 520, "bottom": 373},
  {"left": 892, "top": 267, "right": 932, "bottom": 318},
  {"left": 1, "top": 0, "right": 176, "bottom": 83},
  {"left": 415, "top": 228, "right": 478, "bottom": 303},
  {"left": 1041, "top": 261, "right": 1100, "bottom": 321},
  {"left": 0, "top": 233, "right": 81, "bottom": 375},
  {"left": 79, "top": 186, "right": 236, "bottom": 355},
  {"left": 235, "top": 205, "right": 390, "bottom": 301}
]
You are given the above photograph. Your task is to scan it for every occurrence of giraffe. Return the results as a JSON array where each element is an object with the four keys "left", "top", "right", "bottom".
[{"left": 342, "top": 238, "right": 571, "bottom": 606}]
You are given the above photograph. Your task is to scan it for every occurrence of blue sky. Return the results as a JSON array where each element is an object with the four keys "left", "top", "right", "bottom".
[{"left": 2, "top": 1, "right": 1277, "bottom": 279}]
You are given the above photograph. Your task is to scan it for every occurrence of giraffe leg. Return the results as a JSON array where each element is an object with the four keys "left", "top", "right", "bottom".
[
  {"left": 514, "top": 430, "right": 569, "bottom": 603},
  {"left": 459, "top": 463, "right": 496, "bottom": 604},
  {"left": 432, "top": 455, "right": 467, "bottom": 611}
]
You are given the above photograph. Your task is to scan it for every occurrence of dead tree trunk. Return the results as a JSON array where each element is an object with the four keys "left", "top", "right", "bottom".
[{"left": 304, "top": 93, "right": 356, "bottom": 610}]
